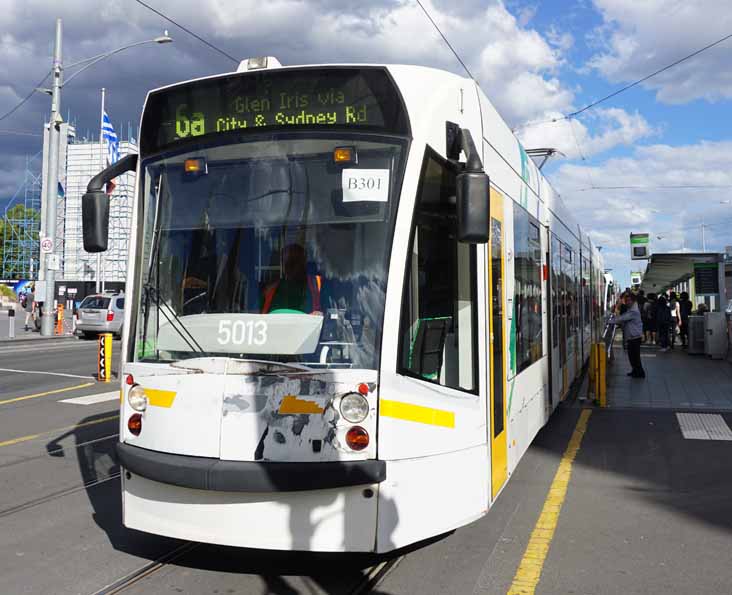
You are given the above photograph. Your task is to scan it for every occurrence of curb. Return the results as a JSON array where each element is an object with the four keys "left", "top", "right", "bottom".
[{"left": 0, "top": 334, "right": 78, "bottom": 345}]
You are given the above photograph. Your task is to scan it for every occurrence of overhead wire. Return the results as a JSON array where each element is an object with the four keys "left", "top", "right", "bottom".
[
  {"left": 0, "top": 130, "right": 42, "bottom": 137},
  {"left": 415, "top": 0, "right": 475, "bottom": 81},
  {"left": 513, "top": 30, "right": 732, "bottom": 132},
  {"left": 0, "top": 70, "right": 51, "bottom": 124},
  {"left": 567, "top": 118, "right": 597, "bottom": 189},
  {"left": 132, "top": 0, "right": 239, "bottom": 65},
  {"left": 573, "top": 184, "right": 732, "bottom": 192}
]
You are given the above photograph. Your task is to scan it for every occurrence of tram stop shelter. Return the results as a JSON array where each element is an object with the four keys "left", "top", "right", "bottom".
[{"left": 640, "top": 252, "right": 728, "bottom": 310}]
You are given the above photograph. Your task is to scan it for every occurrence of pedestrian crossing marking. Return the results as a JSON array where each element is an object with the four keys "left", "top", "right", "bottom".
[{"left": 59, "top": 391, "right": 119, "bottom": 405}]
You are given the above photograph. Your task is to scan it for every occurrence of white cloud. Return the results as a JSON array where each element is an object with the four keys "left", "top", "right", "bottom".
[
  {"left": 550, "top": 140, "right": 732, "bottom": 283},
  {"left": 587, "top": 0, "right": 732, "bottom": 104},
  {"left": 517, "top": 107, "right": 656, "bottom": 159}
]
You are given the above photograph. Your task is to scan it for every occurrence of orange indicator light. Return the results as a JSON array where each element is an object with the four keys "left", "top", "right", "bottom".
[
  {"left": 184, "top": 158, "right": 206, "bottom": 174},
  {"left": 358, "top": 383, "right": 369, "bottom": 396},
  {"left": 128, "top": 413, "right": 142, "bottom": 436},
  {"left": 333, "top": 147, "right": 356, "bottom": 164},
  {"left": 346, "top": 426, "right": 369, "bottom": 451}
]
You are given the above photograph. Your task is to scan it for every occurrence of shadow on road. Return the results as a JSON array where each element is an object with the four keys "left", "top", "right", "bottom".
[{"left": 43, "top": 410, "right": 429, "bottom": 594}]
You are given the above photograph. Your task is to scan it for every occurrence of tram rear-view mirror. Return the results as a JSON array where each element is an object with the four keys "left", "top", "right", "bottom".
[
  {"left": 456, "top": 170, "right": 490, "bottom": 244},
  {"left": 82, "top": 153, "right": 139, "bottom": 253},
  {"left": 82, "top": 190, "right": 110, "bottom": 253}
]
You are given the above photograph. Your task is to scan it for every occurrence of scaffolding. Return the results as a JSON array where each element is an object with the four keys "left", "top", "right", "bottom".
[{"left": 1, "top": 152, "right": 43, "bottom": 279}]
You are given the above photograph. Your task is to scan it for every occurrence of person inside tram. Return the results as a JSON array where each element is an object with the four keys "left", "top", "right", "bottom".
[{"left": 260, "top": 243, "right": 323, "bottom": 315}]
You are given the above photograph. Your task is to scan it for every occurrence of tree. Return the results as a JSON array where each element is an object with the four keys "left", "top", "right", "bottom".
[{"left": 1, "top": 204, "right": 40, "bottom": 279}]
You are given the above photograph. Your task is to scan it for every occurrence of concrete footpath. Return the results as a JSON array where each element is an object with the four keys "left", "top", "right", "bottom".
[{"left": 1, "top": 307, "right": 76, "bottom": 343}]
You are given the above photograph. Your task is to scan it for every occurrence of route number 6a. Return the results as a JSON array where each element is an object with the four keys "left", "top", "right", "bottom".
[{"left": 217, "top": 320, "right": 267, "bottom": 346}]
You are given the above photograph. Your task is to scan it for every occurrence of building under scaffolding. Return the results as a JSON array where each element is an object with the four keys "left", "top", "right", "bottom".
[
  {"left": 2, "top": 122, "right": 136, "bottom": 288},
  {"left": 63, "top": 139, "right": 137, "bottom": 283},
  {"left": 1, "top": 152, "right": 43, "bottom": 279}
]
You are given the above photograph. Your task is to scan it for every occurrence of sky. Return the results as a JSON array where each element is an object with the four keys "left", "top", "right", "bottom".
[{"left": 1, "top": 0, "right": 732, "bottom": 286}]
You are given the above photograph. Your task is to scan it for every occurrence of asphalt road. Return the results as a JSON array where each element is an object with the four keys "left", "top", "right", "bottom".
[{"left": 2, "top": 340, "right": 732, "bottom": 595}]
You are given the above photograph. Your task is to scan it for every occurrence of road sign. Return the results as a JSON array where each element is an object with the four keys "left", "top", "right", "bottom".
[
  {"left": 47, "top": 254, "right": 60, "bottom": 271},
  {"left": 40, "top": 237, "right": 53, "bottom": 254}
]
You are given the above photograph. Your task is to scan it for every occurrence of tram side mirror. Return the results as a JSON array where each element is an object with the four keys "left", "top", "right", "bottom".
[
  {"left": 454, "top": 127, "right": 489, "bottom": 244},
  {"left": 456, "top": 170, "right": 490, "bottom": 243},
  {"left": 82, "top": 153, "right": 138, "bottom": 253},
  {"left": 82, "top": 191, "right": 110, "bottom": 252}
]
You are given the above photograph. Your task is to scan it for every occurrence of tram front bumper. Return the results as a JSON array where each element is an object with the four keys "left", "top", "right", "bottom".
[
  {"left": 118, "top": 442, "right": 384, "bottom": 552},
  {"left": 116, "top": 442, "right": 386, "bottom": 492}
]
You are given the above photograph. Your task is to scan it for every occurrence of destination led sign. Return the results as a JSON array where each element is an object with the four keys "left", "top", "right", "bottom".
[{"left": 141, "top": 68, "right": 409, "bottom": 154}]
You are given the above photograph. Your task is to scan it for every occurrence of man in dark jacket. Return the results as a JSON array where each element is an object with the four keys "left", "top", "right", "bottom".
[{"left": 678, "top": 291, "right": 693, "bottom": 348}]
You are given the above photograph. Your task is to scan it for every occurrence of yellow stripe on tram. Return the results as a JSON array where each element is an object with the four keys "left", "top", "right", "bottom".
[
  {"left": 145, "top": 389, "right": 177, "bottom": 408},
  {"left": 506, "top": 409, "right": 592, "bottom": 595},
  {"left": 380, "top": 399, "right": 455, "bottom": 429}
]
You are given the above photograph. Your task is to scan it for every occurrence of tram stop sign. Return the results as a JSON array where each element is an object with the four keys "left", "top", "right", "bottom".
[{"left": 630, "top": 233, "right": 650, "bottom": 260}]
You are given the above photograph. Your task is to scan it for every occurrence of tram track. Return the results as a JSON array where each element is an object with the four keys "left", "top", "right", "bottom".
[
  {"left": 85, "top": 543, "right": 403, "bottom": 595},
  {"left": 0, "top": 433, "right": 118, "bottom": 470},
  {"left": 0, "top": 471, "right": 120, "bottom": 519}
]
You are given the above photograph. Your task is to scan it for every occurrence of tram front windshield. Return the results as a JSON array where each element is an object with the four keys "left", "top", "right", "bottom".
[{"left": 136, "top": 135, "right": 406, "bottom": 370}]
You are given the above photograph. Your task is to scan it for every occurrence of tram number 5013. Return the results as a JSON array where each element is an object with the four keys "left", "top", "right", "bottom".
[{"left": 218, "top": 320, "right": 267, "bottom": 346}]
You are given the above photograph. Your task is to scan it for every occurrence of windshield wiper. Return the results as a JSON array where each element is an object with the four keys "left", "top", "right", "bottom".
[{"left": 143, "top": 283, "right": 205, "bottom": 354}]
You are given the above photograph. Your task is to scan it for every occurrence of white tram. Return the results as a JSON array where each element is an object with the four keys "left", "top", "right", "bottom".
[{"left": 82, "top": 58, "right": 608, "bottom": 553}]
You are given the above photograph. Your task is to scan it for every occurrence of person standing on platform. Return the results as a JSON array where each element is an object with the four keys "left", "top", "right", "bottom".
[
  {"left": 643, "top": 293, "right": 657, "bottom": 344},
  {"left": 610, "top": 292, "right": 645, "bottom": 378},
  {"left": 677, "top": 292, "right": 693, "bottom": 348},
  {"left": 668, "top": 292, "right": 681, "bottom": 349},
  {"left": 656, "top": 295, "right": 672, "bottom": 351}
]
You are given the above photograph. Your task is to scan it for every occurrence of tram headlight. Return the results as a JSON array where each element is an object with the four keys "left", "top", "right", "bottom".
[
  {"left": 128, "top": 385, "right": 148, "bottom": 412},
  {"left": 339, "top": 393, "right": 369, "bottom": 423}
]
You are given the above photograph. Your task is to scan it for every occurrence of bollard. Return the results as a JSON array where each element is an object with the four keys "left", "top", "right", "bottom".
[
  {"left": 588, "top": 342, "right": 607, "bottom": 407},
  {"left": 8, "top": 307, "right": 15, "bottom": 339},
  {"left": 98, "top": 332, "right": 112, "bottom": 382},
  {"left": 55, "top": 304, "right": 65, "bottom": 335}
]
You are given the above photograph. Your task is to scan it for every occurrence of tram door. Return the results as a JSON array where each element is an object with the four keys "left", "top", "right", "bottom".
[{"left": 488, "top": 189, "right": 507, "bottom": 498}]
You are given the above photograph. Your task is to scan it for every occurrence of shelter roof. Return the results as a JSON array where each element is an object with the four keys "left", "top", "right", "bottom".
[{"left": 640, "top": 252, "right": 722, "bottom": 293}]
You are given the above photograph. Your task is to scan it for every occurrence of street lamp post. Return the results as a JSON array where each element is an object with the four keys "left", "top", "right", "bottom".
[
  {"left": 40, "top": 18, "right": 63, "bottom": 336},
  {"left": 39, "top": 19, "right": 172, "bottom": 335}
]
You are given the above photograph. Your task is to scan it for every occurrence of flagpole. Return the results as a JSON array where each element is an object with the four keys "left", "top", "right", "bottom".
[{"left": 97, "top": 87, "right": 105, "bottom": 293}]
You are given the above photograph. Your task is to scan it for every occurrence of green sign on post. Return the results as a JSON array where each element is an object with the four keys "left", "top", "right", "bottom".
[{"left": 630, "top": 233, "right": 650, "bottom": 260}]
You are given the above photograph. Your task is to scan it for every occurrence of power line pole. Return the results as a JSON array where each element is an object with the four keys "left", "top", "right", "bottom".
[
  {"left": 41, "top": 18, "right": 63, "bottom": 336},
  {"left": 96, "top": 87, "right": 105, "bottom": 293}
]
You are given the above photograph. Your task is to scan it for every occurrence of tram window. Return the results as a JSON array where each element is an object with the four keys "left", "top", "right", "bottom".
[
  {"left": 398, "top": 148, "right": 478, "bottom": 393},
  {"left": 563, "top": 246, "right": 576, "bottom": 337},
  {"left": 551, "top": 234, "right": 561, "bottom": 349},
  {"left": 514, "top": 207, "right": 543, "bottom": 373}
]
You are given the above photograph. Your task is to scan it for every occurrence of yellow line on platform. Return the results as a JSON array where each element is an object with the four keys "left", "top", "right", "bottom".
[
  {"left": 0, "top": 415, "right": 119, "bottom": 448},
  {"left": 0, "top": 382, "right": 95, "bottom": 406},
  {"left": 506, "top": 409, "right": 592, "bottom": 595}
]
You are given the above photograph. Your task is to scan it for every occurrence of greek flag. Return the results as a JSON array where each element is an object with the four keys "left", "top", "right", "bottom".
[{"left": 102, "top": 111, "right": 120, "bottom": 165}]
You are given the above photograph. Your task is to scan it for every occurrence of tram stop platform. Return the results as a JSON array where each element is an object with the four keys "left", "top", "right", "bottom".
[{"left": 376, "top": 341, "right": 732, "bottom": 595}]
